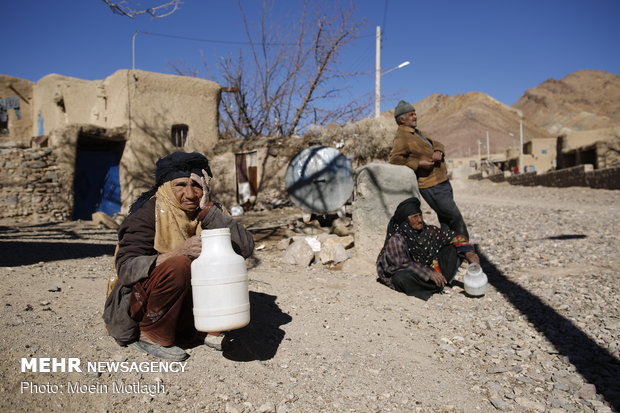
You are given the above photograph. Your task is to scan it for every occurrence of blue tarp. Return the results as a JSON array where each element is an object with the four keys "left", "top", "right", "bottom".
[
  {"left": 73, "top": 150, "right": 121, "bottom": 220},
  {"left": 97, "top": 165, "right": 121, "bottom": 216}
]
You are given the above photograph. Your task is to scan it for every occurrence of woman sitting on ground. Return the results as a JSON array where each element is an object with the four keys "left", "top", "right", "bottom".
[{"left": 376, "top": 196, "right": 479, "bottom": 300}]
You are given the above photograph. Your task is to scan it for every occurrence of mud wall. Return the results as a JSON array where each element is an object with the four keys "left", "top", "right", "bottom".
[
  {"left": 0, "top": 75, "right": 34, "bottom": 147},
  {"left": 207, "top": 136, "right": 311, "bottom": 209}
]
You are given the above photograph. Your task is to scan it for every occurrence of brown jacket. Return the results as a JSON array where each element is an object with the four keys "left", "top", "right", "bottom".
[
  {"left": 389, "top": 125, "right": 449, "bottom": 189},
  {"left": 103, "top": 198, "right": 255, "bottom": 345}
]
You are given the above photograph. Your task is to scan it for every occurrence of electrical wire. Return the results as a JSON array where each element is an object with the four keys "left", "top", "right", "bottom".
[
  {"left": 381, "top": 0, "right": 389, "bottom": 40},
  {"left": 137, "top": 30, "right": 373, "bottom": 46}
]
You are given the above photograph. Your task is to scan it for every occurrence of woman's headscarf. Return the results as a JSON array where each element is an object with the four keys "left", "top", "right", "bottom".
[
  {"left": 386, "top": 197, "right": 422, "bottom": 237},
  {"left": 129, "top": 152, "right": 212, "bottom": 214},
  {"left": 128, "top": 152, "right": 213, "bottom": 253},
  {"left": 386, "top": 196, "right": 455, "bottom": 266}
]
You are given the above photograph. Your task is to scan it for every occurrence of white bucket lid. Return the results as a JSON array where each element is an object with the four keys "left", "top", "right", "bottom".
[{"left": 200, "top": 228, "right": 231, "bottom": 237}]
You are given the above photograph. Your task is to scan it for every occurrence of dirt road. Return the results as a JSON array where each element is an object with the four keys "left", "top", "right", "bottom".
[{"left": 1, "top": 179, "right": 618, "bottom": 412}]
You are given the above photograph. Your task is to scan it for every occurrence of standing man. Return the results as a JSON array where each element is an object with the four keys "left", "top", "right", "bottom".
[{"left": 389, "top": 100, "right": 469, "bottom": 240}]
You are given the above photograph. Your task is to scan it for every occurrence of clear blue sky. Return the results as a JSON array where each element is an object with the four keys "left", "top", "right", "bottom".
[{"left": 4, "top": 0, "right": 620, "bottom": 117}]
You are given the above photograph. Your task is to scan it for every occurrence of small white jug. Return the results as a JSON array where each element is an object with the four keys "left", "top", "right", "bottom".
[{"left": 463, "top": 263, "right": 488, "bottom": 297}]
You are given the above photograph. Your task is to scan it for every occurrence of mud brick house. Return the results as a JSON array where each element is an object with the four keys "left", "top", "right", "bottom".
[{"left": 0, "top": 70, "right": 220, "bottom": 220}]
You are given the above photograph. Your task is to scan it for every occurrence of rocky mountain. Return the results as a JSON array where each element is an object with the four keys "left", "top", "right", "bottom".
[
  {"left": 513, "top": 70, "right": 620, "bottom": 135},
  {"left": 408, "top": 92, "right": 553, "bottom": 158},
  {"left": 374, "top": 70, "right": 620, "bottom": 159}
]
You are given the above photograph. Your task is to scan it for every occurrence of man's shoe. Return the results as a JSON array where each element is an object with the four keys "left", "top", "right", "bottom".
[
  {"left": 130, "top": 340, "right": 189, "bottom": 361},
  {"left": 204, "top": 334, "right": 224, "bottom": 351}
]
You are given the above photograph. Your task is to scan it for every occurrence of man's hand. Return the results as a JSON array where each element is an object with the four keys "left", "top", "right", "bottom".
[
  {"left": 418, "top": 159, "right": 435, "bottom": 170},
  {"left": 465, "top": 251, "right": 480, "bottom": 264},
  {"left": 429, "top": 272, "right": 447, "bottom": 288},
  {"left": 190, "top": 169, "right": 211, "bottom": 209},
  {"left": 432, "top": 150, "right": 443, "bottom": 162}
]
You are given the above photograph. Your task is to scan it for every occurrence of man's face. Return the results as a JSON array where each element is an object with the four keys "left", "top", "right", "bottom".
[
  {"left": 171, "top": 177, "right": 203, "bottom": 213},
  {"left": 400, "top": 111, "right": 417, "bottom": 127},
  {"left": 407, "top": 213, "right": 424, "bottom": 231}
]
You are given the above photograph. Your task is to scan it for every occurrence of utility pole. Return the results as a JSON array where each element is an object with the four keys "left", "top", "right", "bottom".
[
  {"left": 477, "top": 140, "right": 482, "bottom": 170},
  {"left": 519, "top": 119, "right": 524, "bottom": 171},
  {"left": 486, "top": 131, "right": 490, "bottom": 160},
  {"left": 131, "top": 31, "right": 140, "bottom": 69},
  {"left": 375, "top": 26, "right": 381, "bottom": 118}
]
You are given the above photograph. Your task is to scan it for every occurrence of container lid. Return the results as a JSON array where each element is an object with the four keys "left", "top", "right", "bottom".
[
  {"left": 200, "top": 228, "right": 231, "bottom": 237},
  {"left": 466, "top": 263, "right": 482, "bottom": 275}
]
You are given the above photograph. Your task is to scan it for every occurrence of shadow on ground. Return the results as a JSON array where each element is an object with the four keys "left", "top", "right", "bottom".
[
  {"left": 0, "top": 240, "right": 115, "bottom": 267},
  {"left": 478, "top": 247, "right": 620, "bottom": 411},
  {"left": 222, "top": 291, "right": 292, "bottom": 362},
  {"left": 546, "top": 234, "right": 587, "bottom": 240}
]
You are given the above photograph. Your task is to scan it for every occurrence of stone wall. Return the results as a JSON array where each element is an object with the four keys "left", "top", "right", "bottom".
[
  {"left": 0, "top": 147, "right": 71, "bottom": 222},
  {"left": 586, "top": 167, "right": 620, "bottom": 190},
  {"left": 482, "top": 164, "right": 620, "bottom": 190}
]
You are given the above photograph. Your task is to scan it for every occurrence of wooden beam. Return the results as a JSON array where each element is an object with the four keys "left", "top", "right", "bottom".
[{"left": 8, "top": 84, "right": 30, "bottom": 104}]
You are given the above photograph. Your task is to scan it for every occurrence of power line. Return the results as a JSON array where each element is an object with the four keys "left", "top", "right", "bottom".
[
  {"left": 137, "top": 30, "right": 373, "bottom": 47},
  {"left": 381, "top": 0, "right": 389, "bottom": 38}
]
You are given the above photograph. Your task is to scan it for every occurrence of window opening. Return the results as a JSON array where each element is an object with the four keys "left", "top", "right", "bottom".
[
  {"left": 0, "top": 96, "right": 21, "bottom": 134},
  {"left": 171, "top": 124, "right": 189, "bottom": 147}
]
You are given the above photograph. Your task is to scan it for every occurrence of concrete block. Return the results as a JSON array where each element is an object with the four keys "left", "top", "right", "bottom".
[{"left": 352, "top": 163, "right": 421, "bottom": 270}]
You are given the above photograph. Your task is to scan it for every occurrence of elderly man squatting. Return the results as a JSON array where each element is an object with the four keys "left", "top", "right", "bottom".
[{"left": 103, "top": 152, "right": 254, "bottom": 361}]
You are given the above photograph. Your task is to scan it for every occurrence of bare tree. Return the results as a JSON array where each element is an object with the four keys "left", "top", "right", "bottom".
[
  {"left": 101, "top": 0, "right": 182, "bottom": 18},
  {"left": 216, "top": 1, "right": 369, "bottom": 139}
]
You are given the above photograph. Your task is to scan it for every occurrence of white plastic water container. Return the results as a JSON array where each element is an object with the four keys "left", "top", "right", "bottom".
[
  {"left": 463, "top": 263, "right": 488, "bottom": 297},
  {"left": 191, "top": 228, "right": 250, "bottom": 332}
]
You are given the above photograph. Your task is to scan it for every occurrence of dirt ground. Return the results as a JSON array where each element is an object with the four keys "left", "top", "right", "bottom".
[{"left": 0, "top": 179, "right": 618, "bottom": 413}]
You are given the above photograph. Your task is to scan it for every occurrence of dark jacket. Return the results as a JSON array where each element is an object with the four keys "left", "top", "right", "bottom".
[
  {"left": 103, "top": 198, "right": 254, "bottom": 345},
  {"left": 389, "top": 125, "right": 449, "bottom": 189}
]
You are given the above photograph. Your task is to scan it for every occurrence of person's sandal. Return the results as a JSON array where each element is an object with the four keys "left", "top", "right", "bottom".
[
  {"left": 204, "top": 334, "right": 224, "bottom": 351},
  {"left": 130, "top": 340, "right": 189, "bottom": 361}
]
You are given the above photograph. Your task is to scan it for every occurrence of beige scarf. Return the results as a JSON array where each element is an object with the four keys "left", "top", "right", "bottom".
[{"left": 154, "top": 181, "right": 202, "bottom": 253}]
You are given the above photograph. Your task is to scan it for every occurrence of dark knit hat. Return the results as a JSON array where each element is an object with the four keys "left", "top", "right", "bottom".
[
  {"left": 394, "top": 100, "right": 415, "bottom": 120},
  {"left": 155, "top": 152, "right": 212, "bottom": 186},
  {"left": 129, "top": 151, "right": 212, "bottom": 214}
]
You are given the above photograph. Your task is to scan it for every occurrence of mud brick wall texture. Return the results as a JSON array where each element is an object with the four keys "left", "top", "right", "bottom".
[{"left": 0, "top": 148, "right": 70, "bottom": 222}]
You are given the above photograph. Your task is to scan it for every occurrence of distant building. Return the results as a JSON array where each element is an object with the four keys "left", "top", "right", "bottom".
[
  {"left": 503, "top": 131, "right": 619, "bottom": 174},
  {"left": 521, "top": 137, "right": 557, "bottom": 173},
  {"left": 556, "top": 127, "right": 620, "bottom": 170}
]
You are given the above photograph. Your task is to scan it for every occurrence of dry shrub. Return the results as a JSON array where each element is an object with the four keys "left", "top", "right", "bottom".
[{"left": 303, "top": 115, "right": 397, "bottom": 165}]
